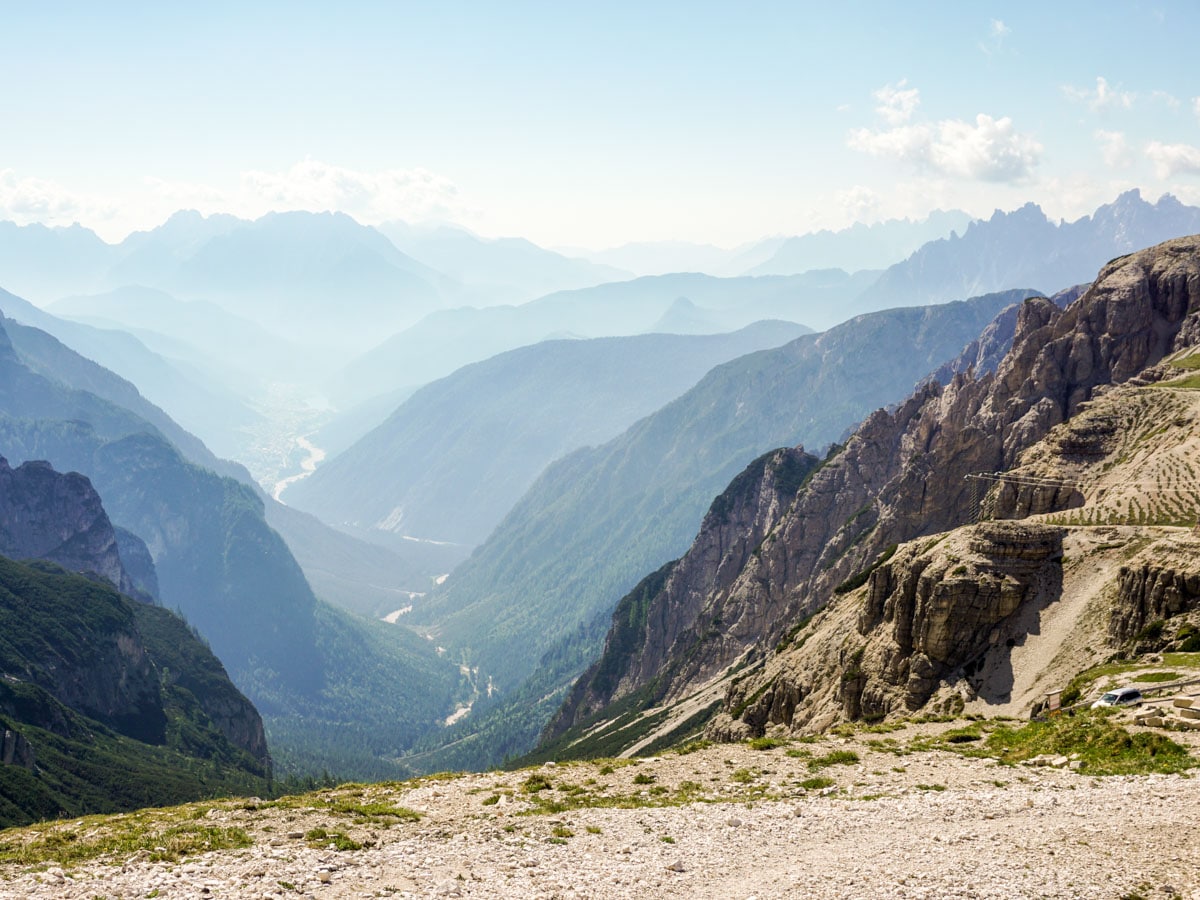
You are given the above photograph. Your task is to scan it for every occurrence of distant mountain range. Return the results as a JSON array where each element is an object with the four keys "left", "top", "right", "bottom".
[
  {"left": 49, "top": 285, "right": 305, "bottom": 390},
  {"left": 325, "top": 271, "right": 870, "bottom": 410},
  {"left": 1, "top": 288, "right": 262, "bottom": 458},
  {"left": 854, "top": 190, "right": 1200, "bottom": 313},
  {"left": 378, "top": 221, "right": 630, "bottom": 305},
  {"left": 562, "top": 212, "right": 971, "bottom": 279},
  {"left": 0, "top": 210, "right": 448, "bottom": 359},
  {"left": 286, "top": 321, "right": 811, "bottom": 550},
  {"left": 746, "top": 210, "right": 973, "bottom": 277},
  {"left": 3, "top": 190, "right": 1196, "bottom": 387}
]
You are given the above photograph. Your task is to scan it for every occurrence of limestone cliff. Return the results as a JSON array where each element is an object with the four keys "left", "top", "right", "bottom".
[
  {"left": 546, "top": 447, "right": 821, "bottom": 736},
  {"left": 0, "top": 456, "right": 137, "bottom": 595}
]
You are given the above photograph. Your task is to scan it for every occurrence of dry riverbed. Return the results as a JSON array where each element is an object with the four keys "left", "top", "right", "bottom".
[{"left": 3, "top": 720, "right": 1199, "bottom": 899}]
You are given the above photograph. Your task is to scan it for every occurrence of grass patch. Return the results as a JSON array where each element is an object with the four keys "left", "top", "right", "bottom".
[
  {"left": 1155, "top": 373, "right": 1200, "bottom": 390},
  {"left": 304, "top": 827, "right": 362, "bottom": 851},
  {"left": 970, "top": 712, "right": 1196, "bottom": 775},
  {"left": 522, "top": 774, "right": 553, "bottom": 793},
  {"left": 747, "top": 736, "right": 786, "bottom": 751},
  {"left": 0, "top": 816, "right": 251, "bottom": 867},
  {"left": 940, "top": 726, "right": 984, "bottom": 744},
  {"left": 1132, "top": 671, "right": 1181, "bottom": 683},
  {"left": 915, "top": 783, "right": 946, "bottom": 792},
  {"left": 325, "top": 800, "right": 421, "bottom": 823},
  {"left": 807, "top": 750, "right": 860, "bottom": 770},
  {"left": 730, "top": 768, "right": 755, "bottom": 784},
  {"left": 1170, "top": 352, "right": 1200, "bottom": 371},
  {"left": 798, "top": 776, "right": 835, "bottom": 790}
]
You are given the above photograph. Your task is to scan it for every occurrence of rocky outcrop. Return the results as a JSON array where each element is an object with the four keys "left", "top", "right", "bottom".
[
  {"left": 0, "top": 726, "right": 35, "bottom": 771},
  {"left": 852, "top": 523, "right": 1063, "bottom": 713},
  {"left": 0, "top": 456, "right": 137, "bottom": 594},
  {"left": 717, "top": 523, "right": 1064, "bottom": 736},
  {"left": 546, "top": 448, "right": 821, "bottom": 737},
  {"left": 113, "top": 526, "right": 159, "bottom": 601},
  {"left": 1110, "top": 564, "right": 1200, "bottom": 644}
]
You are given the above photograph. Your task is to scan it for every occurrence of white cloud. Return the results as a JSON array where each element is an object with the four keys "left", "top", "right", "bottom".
[
  {"left": 979, "top": 19, "right": 1010, "bottom": 55},
  {"left": 873, "top": 80, "right": 920, "bottom": 126},
  {"left": 849, "top": 113, "right": 1041, "bottom": 182},
  {"left": 848, "top": 122, "right": 931, "bottom": 163},
  {"left": 143, "top": 159, "right": 473, "bottom": 230},
  {"left": 239, "top": 159, "right": 468, "bottom": 224},
  {"left": 1063, "top": 76, "right": 1134, "bottom": 113},
  {"left": 1095, "top": 130, "right": 1133, "bottom": 169},
  {"left": 1145, "top": 141, "right": 1200, "bottom": 178},
  {"left": 0, "top": 169, "right": 115, "bottom": 225},
  {"left": 1193, "top": 97, "right": 1200, "bottom": 119},
  {"left": 836, "top": 185, "right": 881, "bottom": 222},
  {"left": 1150, "top": 90, "right": 1180, "bottom": 110}
]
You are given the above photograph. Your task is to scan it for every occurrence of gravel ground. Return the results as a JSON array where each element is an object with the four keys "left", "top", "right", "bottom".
[{"left": 3, "top": 723, "right": 1198, "bottom": 900}]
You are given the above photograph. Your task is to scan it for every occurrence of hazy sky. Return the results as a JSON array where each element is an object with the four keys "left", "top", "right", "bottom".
[{"left": 4, "top": 1, "right": 1199, "bottom": 248}]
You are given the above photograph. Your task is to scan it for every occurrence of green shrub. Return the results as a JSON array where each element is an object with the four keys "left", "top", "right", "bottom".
[
  {"left": 748, "top": 736, "right": 785, "bottom": 751},
  {"left": 522, "top": 774, "right": 552, "bottom": 793},
  {"left": 807, "top": 750, "right": 859, "bottom": 770}
]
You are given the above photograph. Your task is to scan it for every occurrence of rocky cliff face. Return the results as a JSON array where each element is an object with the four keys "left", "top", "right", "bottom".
[
  {"left": 546, "top": 235, "right": 1200, "bottom": 751},
  {"left": 0, "top": 456, "right": 137, "bottom": 595},
  {"left": 849, "top": 522, "right": 1063, "bottom": 715},
  {"left": 547, "top": 448, "right": 821, "bottom": 736},
  {"left": 715, "top": 522, "right": 1065, "bottom": 737},
  {"left": 1110, "top": 564, "right": 1200, "bottom": 645}
]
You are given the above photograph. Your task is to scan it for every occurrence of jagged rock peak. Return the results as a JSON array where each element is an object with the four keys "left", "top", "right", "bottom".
[
  {"left": 0, "top": 455, "right": 139, "bottom": 595},
  {"left": 545, "top": 446, "right": 822, "bottom": 739}
]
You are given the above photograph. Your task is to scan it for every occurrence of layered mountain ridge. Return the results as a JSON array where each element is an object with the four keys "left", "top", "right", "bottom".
[
  {"left": 403, "top": 289, "right": 1039, "bottom": 770},
  {"left": 0, "top": 312, "right": 468, "bottom": 780},
  {"left": 0, "top": 457, "right": 269, "bottom": 826},
  {"left": 287, "top": 321, "right": 811, "bottom": 548}
]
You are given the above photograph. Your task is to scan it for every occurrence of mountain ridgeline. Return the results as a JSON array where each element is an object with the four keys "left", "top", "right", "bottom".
[
  {"left": 542, "top": 235, "right": 1200, "bottom": 757},
  {"left": 405, "top": 289, "right": 1040, "bottom": 770},
  {"left": 4, "top": 194, "right": 1200, "bottom": 791},
  {"left": 0, "top": 313, "right": 467, "bottom": 781},
  {"left": 0, "top": 457, "right": 269, "bottom": 826},
  {"left": 286, "top": 321, "right": 811, "bottom": 549}
]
